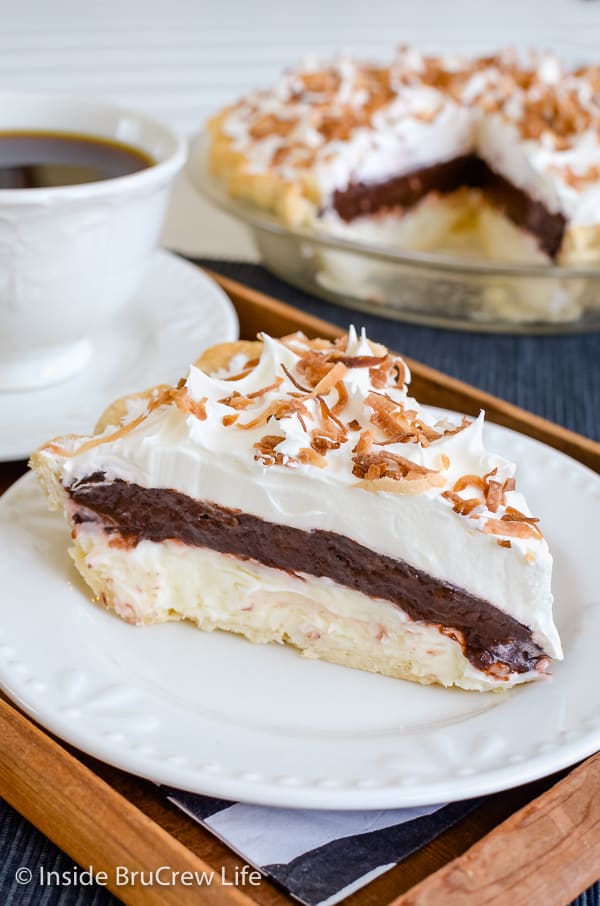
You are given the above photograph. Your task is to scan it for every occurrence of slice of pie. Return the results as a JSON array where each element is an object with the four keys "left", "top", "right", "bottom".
[{"left": 31, "top": 329, "right": 562, "bottom": 691}]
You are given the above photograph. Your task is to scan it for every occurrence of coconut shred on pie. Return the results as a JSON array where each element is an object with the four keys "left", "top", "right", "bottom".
[{"left": 31, "top": 329, "right": 562, "bottom": 692}]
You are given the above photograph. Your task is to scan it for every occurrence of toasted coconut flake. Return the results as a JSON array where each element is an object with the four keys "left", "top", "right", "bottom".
[
  {"left": 354, "top": 475, "right": 445, "bottom": 495},
  {"left": 332, "top": 380, "right": 348, "bottom": 415},
  {"left": 365, "top": 391, "right": 454, "bottom": 446},
  {"left": 237, "top": 399, "right": 288, "bottom": 430},
  {"left": 394, "top": 360, "right": 407, "bottom": 387},
  {"left": 369, "top": 359, "right": 393, "bottom": 389},
  {"left": 375, "top": 434, "right": 419, "bottom": 446},
  {"left": 498, "top": 506, "right": 543, "bottom": 538},
  {"left": 234, "top": 390, "right": 311, "bottom": 430},
  {"left": 502, "top": 477, "right": 516, "bottom": 502},
  {"left": 442, "top": 490, "right": 481, "bottom": 516},
  {"left": 497, "top": 539, "right": 512, "bottom": 549},
  {"left": 222, "top": 413, "right": 239, "bottom": 427},
  {"left": 348, "top": 418, "right": 361, "bottom": 431},
  {"left": 296, "top": 350, "right": 336, "bottom": 387},
  {"left": 353, "top": 429, "right": 375, "bottom": 456},
  {"left": 365, "top": 391, "right": 396, "bottom": 413},
  {"left": 453, "top": 473, "right": 485, "bottom": 495},
  {"left": 368, "top": 355, "right": 403, "bottom": 389},
  {"left": 502, "top": 505, "right": 541, "bottom": 525},
  {"left": 220, "top": 377, "right": 283, "bottom": 411},
  {"left": 313, "top": 361, "right": 348, "bottom": 395},
  {"left": 253, "top": 434, "right": 287, "bottom": 466},
  {"left": 439, "top": 453, "right": 451, "bottom": 471},
  {"left": 366, "top": 392, "right": 414, "bottom": 439},
  {"left": 452, "top": 467, "right": 517, "bottom": 517},
  {"left": 353, "top": 450, "right": 444, "bottom": 493},
  {"left": 310, "top": 419, "right": 344, "bottom": 455},
  {"left": 173, "top": 390, "right": 207, "bottom": 420},
  {"left": 369, "top": 408, "right": 408, "bottom": 439},
  {"left": 316, "top": 395, "right": 347, "bottom": 438},
  {"left": 218, "top": 390, "right": 253, "bottom": 410},
  {"left": 295, "top": 410, "right": 308, "bottom": 433},
  {"left": 413, "top": 420, "right": 443, "bottom": 447},
  {"left": 485, "top": 480, "right": 504, "bottom": 513},
  {"left": 298, "top": 446, "right": 327, "bottom": 468},
  {"left": 310, "top": 433, "right": 341, "bottom": 455},
  {"left": 482, "top": 467, "right": 498, "bottom": 484},
  {"left": 247, "top": 377, "right": 283, "bottom": 399},
  {"left": 281, "top": 364, "right": 312, "bottom": 394},
  {"left": 483, "top": 518, "right": 542, "bottom": 540},
  {"left": 333, "top": 353, "right": 387, "bottom": 369},
  {"left": 442, "top": 415, "right": 471, "bottom": 436}
]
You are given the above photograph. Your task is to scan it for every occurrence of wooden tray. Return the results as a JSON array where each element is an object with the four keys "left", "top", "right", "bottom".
[{"left": 1, "top": 270, "right": 599, "bottom": 906}]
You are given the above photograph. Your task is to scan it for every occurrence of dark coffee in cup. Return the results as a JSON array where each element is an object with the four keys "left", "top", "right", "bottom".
[{"left": 0, "top": 131, "right": 154, "bottom": 189}]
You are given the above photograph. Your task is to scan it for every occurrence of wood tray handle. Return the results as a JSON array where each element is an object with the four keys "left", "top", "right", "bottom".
[{"left": 394, "top": 752, "right": 600, "bottom": 906}]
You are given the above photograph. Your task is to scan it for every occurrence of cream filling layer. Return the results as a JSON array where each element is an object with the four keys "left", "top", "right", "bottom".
[{"left": 71, "top": 524, "right": 543, "bottom": 692}]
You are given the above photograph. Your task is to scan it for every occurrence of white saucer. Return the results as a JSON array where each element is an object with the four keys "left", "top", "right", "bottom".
[
  {"left": 0, "top": 422, "right": 599, "bottom": 809},
  {"left": 0, "top": 250, "right": 238, "bottom": 462}
]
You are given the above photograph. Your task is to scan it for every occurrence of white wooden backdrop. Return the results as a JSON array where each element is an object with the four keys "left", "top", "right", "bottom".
[{"left": 2, "top": 0, "right": 599, "bottom": 258}]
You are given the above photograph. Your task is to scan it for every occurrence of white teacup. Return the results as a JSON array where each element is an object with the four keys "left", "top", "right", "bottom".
[{"left": 0, "top": 92, "right": 186, "bottom": 391}]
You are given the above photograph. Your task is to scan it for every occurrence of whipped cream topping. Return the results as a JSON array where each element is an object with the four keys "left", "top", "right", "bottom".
[
  {"left": 40, "top": 329, "right": 561, "bottom": 659},
  {"left": 215, "top": 47, "right": 600, "bottom": 225}
]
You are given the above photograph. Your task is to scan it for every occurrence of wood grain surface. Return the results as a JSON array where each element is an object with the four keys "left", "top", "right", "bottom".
[
  {"left": 0, "top": 697, "right": 253, "bottom": 906},
  {"left": 394, "top": 753, "right": 600, "bottom": 906},
  {"left": 0, "top": 270, "right": 598, "bottom": 906}
]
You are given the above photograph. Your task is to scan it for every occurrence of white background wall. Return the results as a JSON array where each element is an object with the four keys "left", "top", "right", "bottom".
[{"left": 2, "top": 0, "right": 599, "bottom": 257}]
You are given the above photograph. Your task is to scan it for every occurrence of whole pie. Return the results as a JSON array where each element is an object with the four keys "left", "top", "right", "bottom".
[
  {"left": 206, "top": 48, "right": 600, "bottom": 265},
  {"left": 31, "top": 328, "right": 562, "bottom": 692}
]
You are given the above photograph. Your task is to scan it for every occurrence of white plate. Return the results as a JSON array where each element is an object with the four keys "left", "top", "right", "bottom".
[
  {"left": 0, "top": 424, "right": 599, "bottom": 810},
  {"left": 0, "top": 249, "right": 238, "bottom": 462}
]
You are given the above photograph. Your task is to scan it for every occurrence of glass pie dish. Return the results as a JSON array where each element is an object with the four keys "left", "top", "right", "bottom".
[{"left": 189, "top": 134, "right": 600, "bottom": 334}]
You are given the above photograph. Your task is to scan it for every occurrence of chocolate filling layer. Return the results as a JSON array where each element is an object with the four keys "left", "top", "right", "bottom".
[
  {"left": 331, "top": 154, "right": 566, "bottom": 259},
  {"left": 68, "top": 474, "right": 546, "bottom": 676}
]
